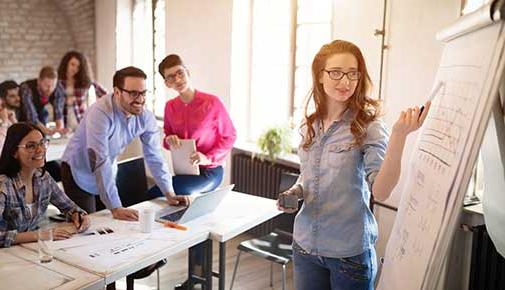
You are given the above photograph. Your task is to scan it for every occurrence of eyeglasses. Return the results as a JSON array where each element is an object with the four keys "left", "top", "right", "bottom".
[
  {"left": 323, "top": 69, "right": 361, "bottom": 81},
  {"left": 18, "top": 138, "right": 50, "bottom": 153},
  {"left": 164, "top": 69, "right": 186, "bottom": 83},
  {"left": 118, "top": 87, "right": 148, "bottom": 99}
]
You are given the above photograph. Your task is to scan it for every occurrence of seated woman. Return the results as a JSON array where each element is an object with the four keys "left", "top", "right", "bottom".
[
  {"left": 156, "top": 54, "right": 237, "bottom": 290},
  {"left": 0, "top": 122, "right": 90, "bottom": 247}
]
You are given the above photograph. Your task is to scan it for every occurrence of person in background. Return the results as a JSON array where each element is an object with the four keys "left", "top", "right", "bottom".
[
  {"left": 0, "top": 122, "right": 89, "bottom": 248},
  {"left": 57, "top": 51, "right": 107, "bottom": 131},
  {"left": 0, "top": 97, "right": 17, "bottom": 151},
  {"left": 277, "top": 40, "right": 431, "bottom": 290},
  {"left": 156, "top": 54, "right": 237, "bottom": 290},
  {"left": 19, "top": 66, "right": 67, "bottom": 136},
  {"left": 0, "top": 80, "right": 23, "bottom": 121}
]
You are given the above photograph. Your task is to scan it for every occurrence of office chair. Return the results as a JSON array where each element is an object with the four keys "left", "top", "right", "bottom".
[{"left": 229, "top": 172, "right": 299, "bottom": 290}]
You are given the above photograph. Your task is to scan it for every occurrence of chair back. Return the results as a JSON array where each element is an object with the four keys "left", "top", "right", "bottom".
[{"left": 116, "top": 157, "right": 149, "bottom": 207}]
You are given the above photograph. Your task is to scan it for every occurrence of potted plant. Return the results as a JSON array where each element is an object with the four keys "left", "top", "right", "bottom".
[{"left": 256, "top": 125, "right": 292, "bottom": 162}]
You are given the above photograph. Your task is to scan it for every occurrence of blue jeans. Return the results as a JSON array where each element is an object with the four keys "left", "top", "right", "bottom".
[
  {"left": 147, "top": 166, "right": 224, "bottom": 269},
  {"left": 147, "top": 166, "right": 224, "bottom": 197},
  {"left": 293, "top": 242, "right": 377, "bottom": 290}
]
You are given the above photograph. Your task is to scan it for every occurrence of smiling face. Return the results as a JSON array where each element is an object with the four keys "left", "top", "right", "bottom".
[
  {"left": 319, "top": 53, "right": 359, "bottom": 105},
  {"left": 14, "top": 130, "right": 47, "bottom": 170},
  {"left": 115, "top": 76, "right": 146, "bottom": 115},
  {"left": 163, "top": 65, "right": 190, "bottom": 93}
]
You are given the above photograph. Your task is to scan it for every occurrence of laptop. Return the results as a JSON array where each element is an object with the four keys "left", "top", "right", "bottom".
[{"left": 156, "top": 184, "right": 234, "bottom": 224}]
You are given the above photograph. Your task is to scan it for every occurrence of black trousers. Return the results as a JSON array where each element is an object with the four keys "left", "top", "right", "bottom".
[{"left": 60, "top": 162, "right": 107, "bottom": 213}]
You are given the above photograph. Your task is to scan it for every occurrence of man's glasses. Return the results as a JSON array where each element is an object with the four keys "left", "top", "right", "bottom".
[
  {"left": 18, "top": 138, "right": 50, "bottom": 153},
  {"left": 323, "top": 69, "right": 361, "bottom": 81},
  {"left": 164, "top": 69, "right": 186, "bottom": 83},
  {"left": 118, "top": 87, "right": 148, "bottom": 99}
]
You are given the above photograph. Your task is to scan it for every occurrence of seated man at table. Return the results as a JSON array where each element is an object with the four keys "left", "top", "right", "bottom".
[
  {"left": 19, "top": 67, "right": 67, "bottom": 136},
  {"left": 60, "top": 66, "right": 189, "bottom": 220},
  {"left": 0, "top": 80, "right": 23, "bottom": 122},
  {"left": 0, "top": 123, "right": 89, "bottom": 248}
]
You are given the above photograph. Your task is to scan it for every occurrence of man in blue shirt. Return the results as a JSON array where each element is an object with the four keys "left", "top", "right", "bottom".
[{"left": 61, "top": 66, "right": 188, "bottom": 221}]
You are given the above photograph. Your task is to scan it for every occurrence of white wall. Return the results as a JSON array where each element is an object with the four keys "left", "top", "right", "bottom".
[
  {"left": 165, "top": 0, "right": 233, "bottom": 107},
  {"left": 165, "top": 0, "right": 234, "bottom": 184}
]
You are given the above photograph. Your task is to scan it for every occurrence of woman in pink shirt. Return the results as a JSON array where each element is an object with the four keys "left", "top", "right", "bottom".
[
  {"left": 157, "top": 54, "right": 236, "bottom": 194},
  {"left": 153, "top": 54, "right": 236, "bottom": 289}
]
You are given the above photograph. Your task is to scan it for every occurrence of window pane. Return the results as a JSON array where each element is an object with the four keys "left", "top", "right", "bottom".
[
  {"left": 153, "top": 0, "right": 167, "bottom": 117},
  {"left": 297, "top": 0, "right": 332, "bottom": 24},
  {"left": 295, "top": 24, "right": 331, "bottom": 66}
]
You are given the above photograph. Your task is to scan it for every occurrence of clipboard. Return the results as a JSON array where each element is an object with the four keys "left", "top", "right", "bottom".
[{"left": 171, "top": 139, "right": 200, "bottom": 175}]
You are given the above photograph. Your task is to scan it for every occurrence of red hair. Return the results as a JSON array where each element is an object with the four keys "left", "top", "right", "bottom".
[{"left": 302, "top": 40, "right": 381, "bottom": 150}]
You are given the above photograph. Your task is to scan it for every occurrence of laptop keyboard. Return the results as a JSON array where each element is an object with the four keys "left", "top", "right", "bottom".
[{"left": 160, "top": 208, "right": 188, "bottom": 222}]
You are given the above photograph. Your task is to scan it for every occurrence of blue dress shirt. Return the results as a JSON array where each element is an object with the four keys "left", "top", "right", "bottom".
[{"left": 62, "top": 94, "right": 174, "bottom": 209}]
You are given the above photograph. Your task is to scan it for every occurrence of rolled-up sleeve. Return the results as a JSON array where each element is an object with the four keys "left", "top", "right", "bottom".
[
  {"left": 86, "top": 109, "right": 122, "bottom": 209},
  {"left": 0, "top": 193, "right": 17, "bottom": 248},
  {"left": 141, "top": 113, "right": 174, "bottom": 194},
  {"left": 362, "top": 120, "right": 389, "bottom": 188}
]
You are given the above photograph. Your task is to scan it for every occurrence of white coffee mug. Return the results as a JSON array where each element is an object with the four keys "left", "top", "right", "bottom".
[{"left": 139, "top": 209, "right": 155, "bottom": 233}]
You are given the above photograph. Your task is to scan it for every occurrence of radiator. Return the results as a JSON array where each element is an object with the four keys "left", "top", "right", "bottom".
[
  {"left": 469, "top": 225, "right": 505, "bottom": 290},
  {"left": 231, "top": 152, "right": 299, "bottom": 236}
]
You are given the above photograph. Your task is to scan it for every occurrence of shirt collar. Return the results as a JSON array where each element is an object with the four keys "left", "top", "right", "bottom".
[{"left": 13, "top": 170, "right": 44, "bottom": 190}]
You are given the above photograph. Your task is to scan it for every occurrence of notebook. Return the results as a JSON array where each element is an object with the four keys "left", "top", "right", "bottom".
[{"left": 171, "top": 139, "right": 200, "bottom": 175}]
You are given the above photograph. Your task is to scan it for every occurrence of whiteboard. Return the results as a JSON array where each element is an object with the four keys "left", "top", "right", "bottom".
[{"left": 378, "top": 3, "right": 505, "bottom": 290}]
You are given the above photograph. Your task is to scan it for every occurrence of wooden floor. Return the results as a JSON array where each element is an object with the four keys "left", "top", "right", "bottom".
[{"left": 113, "top": 233, "right": 294, "bottom": 290}]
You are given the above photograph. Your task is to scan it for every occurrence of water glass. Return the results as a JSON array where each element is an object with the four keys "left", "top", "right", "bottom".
[{"left": 37, "top": 228, "right": 53, "bottom": 263}]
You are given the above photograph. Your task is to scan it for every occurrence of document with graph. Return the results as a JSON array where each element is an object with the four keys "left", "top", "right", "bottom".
[{"left": 378, "top": 5, "right": 505, "bottom": 290}]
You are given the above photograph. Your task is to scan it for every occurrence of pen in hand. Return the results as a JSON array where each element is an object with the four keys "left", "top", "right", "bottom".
[{"left": 420, "top": 81, "right": 444, "bottom": 116}]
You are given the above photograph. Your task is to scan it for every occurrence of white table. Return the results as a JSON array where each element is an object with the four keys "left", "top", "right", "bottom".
[
  {"left": 0, "top": 246, "right": 104, "bottom": 290},
  {"left": 22, "top": 202, "right": 209, "bottom": 285},
  {"left": 200, "top": 191, "right": 281, "bottom": 290},
  {"left": 22, "top": 191, "right": 281, "bottom": 290}
]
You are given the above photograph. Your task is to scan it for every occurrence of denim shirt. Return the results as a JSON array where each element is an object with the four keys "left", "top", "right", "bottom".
[
  {"left": 0, "top": 170, "right": 83, "bottom": 247},
  {"left": 294, "top": 109, "right": 389, "bottom": 258},
  {"left": 62, "top": 94, "right": 174, "bottom": 209}
]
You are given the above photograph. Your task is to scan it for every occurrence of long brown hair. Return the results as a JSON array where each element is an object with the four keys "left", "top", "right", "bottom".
[{"left": 301, "top": 40, "right": 381, "bottom": 150}]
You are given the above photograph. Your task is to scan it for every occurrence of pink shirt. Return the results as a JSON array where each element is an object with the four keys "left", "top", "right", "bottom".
[{"left": 163, "top": 90, "right": 237, "bottom": 168}]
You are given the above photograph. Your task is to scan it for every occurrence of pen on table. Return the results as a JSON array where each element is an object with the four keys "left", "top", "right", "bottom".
[
  {"left": 420, "top": 81, "right": 444, "bottom": 115},
  {"left": 163, "top": 221, "right": 188, "bottom": 231}
]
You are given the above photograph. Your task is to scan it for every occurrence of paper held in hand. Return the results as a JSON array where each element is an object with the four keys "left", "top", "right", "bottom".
[{"left": 171, "top": 139, "right": 200, "bottom": 175}]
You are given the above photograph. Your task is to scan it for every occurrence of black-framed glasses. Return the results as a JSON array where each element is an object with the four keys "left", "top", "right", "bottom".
[
  {"left": 164, "top": 69, "right": 186, "bottom": 83},
  {"left": 18, "top": 138, "right": 50, "bottom": 153},
  {"left": 323, "top": 69, "right": 361, "bottom": 81},
  {"left": 118, "top": 87, "right": 148, "bottom": 99}
]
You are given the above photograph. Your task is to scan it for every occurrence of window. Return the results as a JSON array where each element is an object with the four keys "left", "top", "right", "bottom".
[
  {"left": 116, "top": 0, "right": 166, "bottom": 118},
  {"left": 232, "top": 0, "right": 333, "bottom": 143}
]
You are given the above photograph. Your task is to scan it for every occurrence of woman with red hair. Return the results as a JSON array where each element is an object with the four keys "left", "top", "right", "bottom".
[{"left": 278, "top": 40, "right": 431, "bottom": 290}]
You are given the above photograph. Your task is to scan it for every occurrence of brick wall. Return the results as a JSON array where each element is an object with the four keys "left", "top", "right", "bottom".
[{"left": 0, "top": 0, "right": 96, "bottom": 83}]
